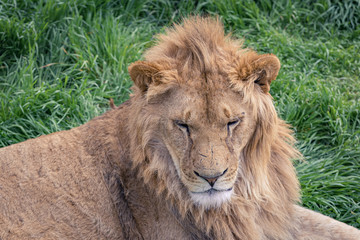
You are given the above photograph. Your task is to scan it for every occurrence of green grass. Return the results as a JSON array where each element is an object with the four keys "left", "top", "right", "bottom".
[{"left": 0, "top": 0, "right": 359, "bottom": 228}]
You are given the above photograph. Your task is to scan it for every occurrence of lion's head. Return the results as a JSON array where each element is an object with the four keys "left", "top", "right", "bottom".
[{"left": 127, "top": 17, "right": 299, "bottom": 238}]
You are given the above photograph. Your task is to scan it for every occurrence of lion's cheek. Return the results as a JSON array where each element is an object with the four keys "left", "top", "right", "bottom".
[
  {"left": 161, "top": 125, "right": 189, "bottom": 168},
  {"left": 231, "top": 122, "right": 257, "bottom": 154}
]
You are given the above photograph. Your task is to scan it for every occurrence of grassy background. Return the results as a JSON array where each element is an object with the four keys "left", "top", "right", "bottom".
[{"left": 0, "top": 0, "right": 359, "bottom": 228}]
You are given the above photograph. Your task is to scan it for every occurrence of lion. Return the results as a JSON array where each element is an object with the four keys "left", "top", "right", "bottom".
[{"left": 0, "top": 16, "right": 359, "bottom": 240}]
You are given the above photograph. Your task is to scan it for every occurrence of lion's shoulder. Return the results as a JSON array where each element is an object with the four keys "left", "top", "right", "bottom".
[{"left": 0, "top": 107, "right": 133, "bottom": 239}]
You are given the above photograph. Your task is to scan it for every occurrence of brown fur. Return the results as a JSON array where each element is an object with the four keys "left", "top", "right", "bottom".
[{"left": 0, "top": 16, "right": 359, "bottom": 240}]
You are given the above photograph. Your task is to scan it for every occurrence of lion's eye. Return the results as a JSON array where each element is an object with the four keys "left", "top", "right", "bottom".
[
  {"left": 175, "top": 121, "right": 190, "bottom": 135},
  {"left": 227, "top": 119, "right": 240, "bottom": 133}
]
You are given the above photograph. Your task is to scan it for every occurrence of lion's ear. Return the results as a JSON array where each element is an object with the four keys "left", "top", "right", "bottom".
[
  {"left": 128, "top": 61, "right": 161, "bottom": 92},
  {"left": 236, "top": 53, "right": 280, "bottom": 94}
]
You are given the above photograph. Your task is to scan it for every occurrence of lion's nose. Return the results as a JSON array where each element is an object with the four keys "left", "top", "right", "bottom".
[{"left": 194, "top": 168, "right": 228, "bottom": 187}]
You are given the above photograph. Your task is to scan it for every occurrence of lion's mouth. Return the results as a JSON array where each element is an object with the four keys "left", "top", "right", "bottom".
[
  {"left": 189, "top": 187, "right": 234, "bottom": 208},
  {"left": 191, "top": 187, "right": 233, "bottom": 195}
]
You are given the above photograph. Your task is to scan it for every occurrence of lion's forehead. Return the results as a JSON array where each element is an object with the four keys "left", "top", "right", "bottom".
[{"left": 169, "top": 86, "right": 247, "bottom": 125}]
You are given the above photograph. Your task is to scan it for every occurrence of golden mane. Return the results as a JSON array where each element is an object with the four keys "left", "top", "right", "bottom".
[{"left": 128, "top": 16, "right": 300, "bottom": 239}]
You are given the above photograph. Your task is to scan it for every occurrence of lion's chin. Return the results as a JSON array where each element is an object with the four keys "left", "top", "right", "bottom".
[{"left": 190, "top": 188, "right": 233, "bottom": 209}]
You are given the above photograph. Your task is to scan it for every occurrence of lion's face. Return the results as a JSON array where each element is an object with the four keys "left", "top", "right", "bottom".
[
  {"left": 129, "top": 17, "right": 282, "bottom": 208},
  {"left": 154, "top": 84, "right": 256, "bottom": 208}
]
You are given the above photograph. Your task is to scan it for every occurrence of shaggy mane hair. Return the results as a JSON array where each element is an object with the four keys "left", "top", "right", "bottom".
[{"left": 128, "top": 16, "right": 300, "bottom": 239}]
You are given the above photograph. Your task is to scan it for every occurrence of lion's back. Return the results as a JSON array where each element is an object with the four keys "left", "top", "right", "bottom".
[{"left": 0, "top": 128, "right": 124, "bottom": 239}]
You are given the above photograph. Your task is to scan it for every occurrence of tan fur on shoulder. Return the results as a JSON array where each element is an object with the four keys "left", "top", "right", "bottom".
[{"left": 1, "top": 16, "right": 359, "bottom": 240}]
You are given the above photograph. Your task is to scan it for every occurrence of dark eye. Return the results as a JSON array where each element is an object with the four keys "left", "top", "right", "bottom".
[
  {"left": 174, "top": 121, "right": 190, "bottom": 134},
  {"left": 228, "top": 119, "right": 239, "bottom": 126},
  {"left": 227, "top": 119, "right": 240, "bottom": 133}
]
